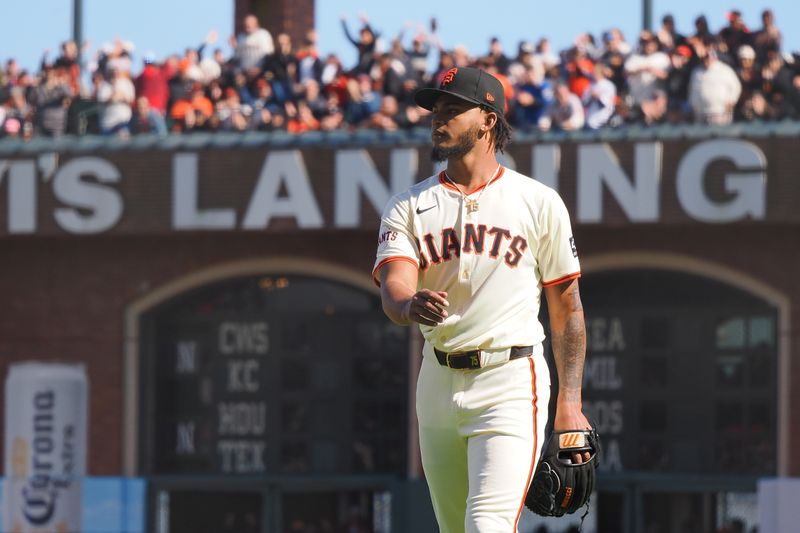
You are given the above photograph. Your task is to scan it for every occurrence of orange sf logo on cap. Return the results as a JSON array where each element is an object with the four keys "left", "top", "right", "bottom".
[
  {"left": 485, "top": 92, "right": 495, "bottom": 103},
  {"left": 441, "top": 68, "right": 458, "bottom": 87}
]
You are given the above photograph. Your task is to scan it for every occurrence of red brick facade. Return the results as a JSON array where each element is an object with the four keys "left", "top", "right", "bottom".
[{"left": 0, "top": 136, "right": 796, "bottom": 476}]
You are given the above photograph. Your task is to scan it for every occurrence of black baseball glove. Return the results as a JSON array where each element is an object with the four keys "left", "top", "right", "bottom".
[{"left": 525, "top": 428, "right": 600, "bottom": 518}]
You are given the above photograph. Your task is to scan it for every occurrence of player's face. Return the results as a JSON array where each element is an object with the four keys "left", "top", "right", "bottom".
[{"left": 430, "top": 95, "right": 484, "bottom": 161}]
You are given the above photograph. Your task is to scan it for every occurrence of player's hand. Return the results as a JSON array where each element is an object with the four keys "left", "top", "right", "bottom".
[
  {"left": 404, "top": 289, "right": 449, "bottom": 326},
  {"left": 553, "top": 401, "right": 592, "bottom": 464}
]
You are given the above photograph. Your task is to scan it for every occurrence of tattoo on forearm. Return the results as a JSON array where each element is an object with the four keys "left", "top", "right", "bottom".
[{"left": 551, "top": 284, "right": 586, "bottom": 400}]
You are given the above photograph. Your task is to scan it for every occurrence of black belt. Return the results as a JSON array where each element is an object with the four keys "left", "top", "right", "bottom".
[{"left": 433, "top": 346, "right": 533, "bottom": 370}]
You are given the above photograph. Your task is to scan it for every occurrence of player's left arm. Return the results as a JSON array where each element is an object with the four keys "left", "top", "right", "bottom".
[{"left": 545, "top": 278, "right": 592, "bottom": 462}]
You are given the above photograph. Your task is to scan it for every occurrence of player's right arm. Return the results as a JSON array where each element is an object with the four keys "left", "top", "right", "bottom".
[{"left": 378, "top": 261, "right": 449, "bottom": 327}]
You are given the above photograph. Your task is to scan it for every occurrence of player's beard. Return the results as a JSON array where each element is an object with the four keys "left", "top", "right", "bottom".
[{"left": 431, "top": 124, "right": 481, "bottom": 162}]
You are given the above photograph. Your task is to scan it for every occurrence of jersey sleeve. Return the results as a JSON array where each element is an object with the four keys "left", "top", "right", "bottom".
[
  {"left": 537, "top": 190, "right": 581, "bottom": 287},
  {"left": 372, "top": 193, "right": 421, "bottom": 286}
]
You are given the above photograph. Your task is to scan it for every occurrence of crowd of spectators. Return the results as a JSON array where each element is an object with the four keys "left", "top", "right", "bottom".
[{"left": 0, "top": 8, "right": 798, "bottom": 140}]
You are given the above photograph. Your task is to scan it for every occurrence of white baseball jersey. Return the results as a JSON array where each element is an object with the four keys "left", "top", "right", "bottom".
[{"left": 373, "top": 166, "right": 580, "bottom": 353}]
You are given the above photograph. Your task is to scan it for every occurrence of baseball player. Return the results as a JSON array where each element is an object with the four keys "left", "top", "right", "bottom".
[{"left": 373, "top": 67, "right": 591, "bottom": 532}]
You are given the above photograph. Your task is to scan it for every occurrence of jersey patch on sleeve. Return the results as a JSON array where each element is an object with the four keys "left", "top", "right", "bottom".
[
  {"left": 569, "top": 236, "right": 578, "bottom": 258},
  {"left": 377, "top": 228, "right": 399, "bottom": 250}
]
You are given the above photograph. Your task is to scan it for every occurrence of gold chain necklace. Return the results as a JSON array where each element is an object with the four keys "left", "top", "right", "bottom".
[{"left": 443, "top": 165, "right": 502, "bottom": 215}]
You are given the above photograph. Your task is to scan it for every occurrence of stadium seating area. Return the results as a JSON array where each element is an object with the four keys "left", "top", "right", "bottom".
[{"left": 0, "top": 8, "right": 797, "bottom": 139}]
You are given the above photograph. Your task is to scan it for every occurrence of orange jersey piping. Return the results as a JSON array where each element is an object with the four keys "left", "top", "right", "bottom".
[
  {"left": 514, "top": 356, "right": 539, "bottom": 528},
  {"left": 541, "top": 272, "right": 581, "bottom": 288},
  {"left": 371, "top": 256, "right": 419, "bottom": 287},
  {"left": 437, "top": 166, "right": 506, "bottom": 195}
]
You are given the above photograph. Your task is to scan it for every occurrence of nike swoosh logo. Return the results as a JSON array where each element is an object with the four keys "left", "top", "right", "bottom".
[{"left": 416, "top": 205, "right": 437, "bottom": 215}]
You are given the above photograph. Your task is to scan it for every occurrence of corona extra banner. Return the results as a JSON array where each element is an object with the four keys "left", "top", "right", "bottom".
[{"left": 3, "top": 363, "right": 88, "bottom": 533}]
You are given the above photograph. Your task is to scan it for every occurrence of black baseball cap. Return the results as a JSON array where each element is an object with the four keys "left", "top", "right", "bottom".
[{"left": 415, "top": 67, "right": 505, "bottom": 115}]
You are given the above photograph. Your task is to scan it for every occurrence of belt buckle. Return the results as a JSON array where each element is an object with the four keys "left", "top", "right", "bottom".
[{"left": 447, "top": 350, "right": 482, "bottom": 369}]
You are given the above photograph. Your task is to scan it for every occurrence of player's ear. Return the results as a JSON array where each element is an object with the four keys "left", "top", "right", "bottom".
[{"left": 481, "top": 110, "right": 498, "bottom": 132}]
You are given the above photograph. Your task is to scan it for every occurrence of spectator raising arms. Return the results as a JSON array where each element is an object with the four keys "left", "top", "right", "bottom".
[
  {"left": 95, "top": 66, "right": 135, "bottom": 136},
  {"left": 341, "top": 14, "right": 380, "bottom": 75},
  {"left": 1, "top": 7, "right": 799, "bottom": 139}
]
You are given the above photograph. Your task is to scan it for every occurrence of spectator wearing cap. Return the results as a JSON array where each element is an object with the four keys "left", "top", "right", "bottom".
[
  {"left": 232, "top": 14, "right": 274, "bottom": 73},
  {"left": 735, "top": 45, "right": 763, "bottom": 104},
  {"left": 657, "top": 14, "right": 685, "bottom": 52},
  {"left": 752, "top": 9, "right": 782, "bottom": 62},
  {"left": 583, "top": 63, "right": 616, "bottom": 129},
  {"left": 135, "top": 53, "right": 170, "bottom": 116},
  {"left": 96, "top": 65, "right": 135, "bottom": 136},
  {"left": 693, "top": 15, "right": 712, "bottom": 42},
  {"left": 624, "top": 31, "right": 670, "bottom": 107},
  {"left": 600, "top": 31, "right": 630, "bottom": 96},
  {"left": 719, "top": 10, "right": 751, "bottom": 57},
  {"left": 666, "top": 45, "right": 694, "bottom": 122},
  {"left": 688, "top": 41, "right": 742, "bottom": 124},
  {"left": 540, "top": 82, "right": 584, "bottom": 131}
]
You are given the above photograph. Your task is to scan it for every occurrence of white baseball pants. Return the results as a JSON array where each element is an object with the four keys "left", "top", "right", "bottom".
[{"left": 416, "top": 345, "right": 550, "bottom": 533}]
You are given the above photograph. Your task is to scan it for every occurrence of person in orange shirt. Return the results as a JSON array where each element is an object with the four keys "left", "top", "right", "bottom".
[
  {"left": 565, "top": 40, "right": 594, "bottom": 99},
  {"left": 482, "top": 61, "right": 514, "bottom": 115},
  {"left": 287, "top": 100, "right": 320, "bottom": 133},
  {"left": 170, "top": 82, "right": 213, "bottom": 131}
]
